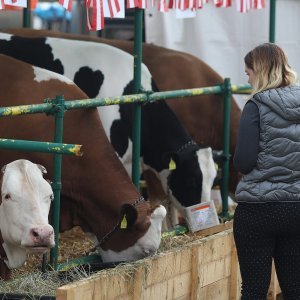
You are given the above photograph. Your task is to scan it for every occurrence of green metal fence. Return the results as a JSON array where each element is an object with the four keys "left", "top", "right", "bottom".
[{"left": 0, "top": 81, "right": 252, "bottom": 268}]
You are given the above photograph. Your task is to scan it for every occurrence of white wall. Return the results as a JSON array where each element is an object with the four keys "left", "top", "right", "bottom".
[{"left": 145, "top": 0, "right": 300, "bottom": 108}]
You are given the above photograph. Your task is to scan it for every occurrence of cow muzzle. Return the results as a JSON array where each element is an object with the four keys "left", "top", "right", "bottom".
[{"left": 22, "top": 224, "right": 55, "bottom": 253}]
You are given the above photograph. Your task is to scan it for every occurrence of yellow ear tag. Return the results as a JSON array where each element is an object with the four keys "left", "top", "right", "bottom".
[
  {"left": 120, "top": 214, "right": 127, "bottom": 229},
  {"left": 169, "top": 158, "right": 176, "bottom": 170}
]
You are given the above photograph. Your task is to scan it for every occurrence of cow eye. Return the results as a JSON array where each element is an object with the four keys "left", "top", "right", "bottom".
[{"left": 4, "top": 194, "right": 11, "bottom": 200}]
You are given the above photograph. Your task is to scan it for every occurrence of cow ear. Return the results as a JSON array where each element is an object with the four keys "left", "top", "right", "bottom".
[
  {"left": 37, "top": 164, "right": 47, "bottom": 174},
  {"left": 120, "top": 204, "right": 137, "bottom": 228},
  {"left": 1, "top": 165, "right": 6, "bottom": 173},
  {"left": 172, "top": 143, "right": 200, "bottom": 165}
]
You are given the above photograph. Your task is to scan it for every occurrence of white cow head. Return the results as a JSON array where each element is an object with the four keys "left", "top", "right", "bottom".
[
  {"left": 96, "top": 205, "right": 167, "bottom": 262},
  {"left": 0, "top": 159, "right": 55, "bottom": 269}
]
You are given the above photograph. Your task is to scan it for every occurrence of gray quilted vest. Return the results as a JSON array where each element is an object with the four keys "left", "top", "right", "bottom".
[{"left": 235, "top": 85, "right": 300, "bottom": 203}]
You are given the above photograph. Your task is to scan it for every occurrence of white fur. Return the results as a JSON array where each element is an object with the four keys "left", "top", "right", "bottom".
[
  {"left": 33, "top": 65, "right": 74, "bottom": 84},
  {"left": 0, "top": 159, "right": 54, "bottom": 269},
  {"left": 97, "top": 205, "right": 167, "bottom": 262}
]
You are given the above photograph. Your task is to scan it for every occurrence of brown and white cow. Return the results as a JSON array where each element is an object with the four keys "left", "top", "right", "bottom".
[
  {"left": 0, "top": 31, "right": 218, "bottom": 229},
  {"left": 3, "top": 28, "right": 242, "bottom": 194},
  {"left": 0, "top": 54, "right": 166, "bottom": 280},
  {"left": 0, "top": 159, "right": 55, "bottom": 280}
]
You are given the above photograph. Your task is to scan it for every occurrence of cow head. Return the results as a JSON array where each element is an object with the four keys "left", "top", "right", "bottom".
[
  {"left": 164, "top": 143, "right": 217, "bottom": 208},
  {"left": 0, "top": 159, "right": 55, "bottom": 269},
  {"left": 91, "top": 200, "right": 166, "bottom": 262}
]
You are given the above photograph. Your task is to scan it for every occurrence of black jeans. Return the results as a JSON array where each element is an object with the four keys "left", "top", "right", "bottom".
[{"left": 233, "top": 202, "right": 300, "bottom": 300}]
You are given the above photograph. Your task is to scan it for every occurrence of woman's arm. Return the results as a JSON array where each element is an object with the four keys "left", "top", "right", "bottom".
[{"left": 233, "top": 101, "right": 260, "bottom": 174}]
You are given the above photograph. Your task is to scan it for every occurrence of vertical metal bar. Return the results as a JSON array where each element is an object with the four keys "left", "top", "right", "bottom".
[
  {"left": 269, "top": 0, "right": 276, "bottom": 43},
  {"left": 221, "top": 78, "right": 231, "bottom": 219},
  {"left": 50, "top": 95, "right": 65, "bottom": 269},
  {"left": 131, "top": 8, "right": 143, "bottom": 189},
  {"left": 22, "top": 0, "right": 31, "bottom": 28}
]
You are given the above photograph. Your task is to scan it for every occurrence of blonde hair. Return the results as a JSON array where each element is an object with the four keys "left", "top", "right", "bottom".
[{"left": 244, "top": 43, "right": 297, "bottom": 96}]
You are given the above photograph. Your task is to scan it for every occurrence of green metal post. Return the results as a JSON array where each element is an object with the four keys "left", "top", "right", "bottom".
[
  {"left": 269, "top": 0, "right": 276, "bottom": 43},
  {"left": 22, "top": 0, "right": 31, "bottom": 28},
  {"left": 220, "top": 78, "right": 232, "bottom": 219},
  {"left": 50, "top": 95, "right": 65, "bottom": 269},
  {"left": 131, "top": 8, "right": 143, "bottom": 189}
]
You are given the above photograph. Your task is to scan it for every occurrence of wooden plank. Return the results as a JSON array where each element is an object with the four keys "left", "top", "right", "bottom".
[
  {"left": 56, "top": 276, "right": 106, "bottom": 300},
  {"left": 173, "top": 272, "right": 192, "bottom": 299},
  {"left": 190, "top": 244, "right": 204, "bottom": 300},
  {"left": 193, "top": 221, "right": 233, "bottom": 239},
  {"left": 56, "top": 271, "right": 133, "bottom": 299},
  {"left": 143, "top": 272, "right": 191, "bottom": 299},
  {"left": 202, "top": 230, "right": 233, "bottom": 264},
  {"left": 199, "top": 277, "right": 230, "bottom": 300},
  {"left": 201, "top": 254, "right": 232, "bottom": 286},
  {"left": 145, "top": 247, "right": 192, "bottom": 286},
  {"left": 229, "top": 244, "right": 241, "bottom": 300},
  {"left": 57, "top": 227, "right": 243, "bottom": 300},
  {"left": 133, "top": 266, "right": 145, "bottom": 300}
]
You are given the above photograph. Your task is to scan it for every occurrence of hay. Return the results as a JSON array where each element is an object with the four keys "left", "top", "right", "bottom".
[
  {"left": 0, "top": 265, "right": 93, "bottom": 297},
  {"left": 8, "top": 226, "right": 94, "bottom": 279},
  {"left": 0, "top": 224, "right": 210, "bottom": 297},
  {"left": 0, "top": 227, "right": 95, "bottom": 297}
]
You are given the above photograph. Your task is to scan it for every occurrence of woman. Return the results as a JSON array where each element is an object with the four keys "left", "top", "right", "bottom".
[{"left": 233, "top": 43, "right": 300, "bottom": 299}]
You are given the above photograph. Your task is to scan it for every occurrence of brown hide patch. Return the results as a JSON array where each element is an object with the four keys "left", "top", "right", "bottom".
[
  {"left": 0, "top": 47, "right": 155, "bottom": 258},
  {"left": 142, "top": 169, "right": 167, "bottom": 205}
]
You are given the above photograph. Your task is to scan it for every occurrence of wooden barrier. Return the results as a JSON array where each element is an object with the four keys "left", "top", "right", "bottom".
[{"left": 56, "top": 223, "right": 281, "bottom": 300}]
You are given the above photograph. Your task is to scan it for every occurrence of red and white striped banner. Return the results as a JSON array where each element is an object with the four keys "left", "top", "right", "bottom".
[
  {"left": 106, "top": 0, "right": 121, "bottom": 17},
  {"left": 138, "top": 0, "right": 147, "bottom": 8},
  {"left": 236, "top": 0, "right": 250, "bottom": 12},
  {"left": 59, "top": 0, "right": 72, "bottom": 11},
  {"left": 0, "top": 0, "right": 267, "bottom": 27},
  {"left": 86, "top": 0, "right": 104, "bottom": 30},
  {"left": 252, "top": 0, "right": 265, "bottom": 9},
  {"left": 127, "top": 0, "right": 139, "bottom": 8},
  {"left": 158, "top": 0, "right": 168, "bottom": 12}
]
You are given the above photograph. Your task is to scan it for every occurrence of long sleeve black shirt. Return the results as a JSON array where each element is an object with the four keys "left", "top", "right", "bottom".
[{"left": 233, "top": 100, "right": 260, "bottom": 174}]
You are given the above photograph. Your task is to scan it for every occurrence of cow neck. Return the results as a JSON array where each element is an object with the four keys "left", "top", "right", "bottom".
[
  {"left": 141, "top": 101, "right": 192, "bottom": 171},
  {"left": 93, "top": 195, "right": 147, "bottom": 250}
]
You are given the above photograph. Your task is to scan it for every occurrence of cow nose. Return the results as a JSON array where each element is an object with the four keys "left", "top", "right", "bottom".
[{"left": 30, "top": 225, "right": 54, "bottom": 245}]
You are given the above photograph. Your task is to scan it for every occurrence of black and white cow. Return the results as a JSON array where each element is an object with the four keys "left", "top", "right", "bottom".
[{"left": 0, "top": 33, "right": 217, "bottom": 226}]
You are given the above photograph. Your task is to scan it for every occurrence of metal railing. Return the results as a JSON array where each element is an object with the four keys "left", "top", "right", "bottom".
[{"left": 0, "top": 81, "right": 252, "bottom": 269}]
